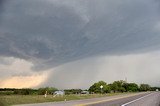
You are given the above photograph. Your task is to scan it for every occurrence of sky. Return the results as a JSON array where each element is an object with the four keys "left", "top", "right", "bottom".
[{"left": 0, "top": 0, "right": 160, "bottom": 89}]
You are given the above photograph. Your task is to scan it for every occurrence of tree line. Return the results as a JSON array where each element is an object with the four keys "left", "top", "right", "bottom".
[
  {"left": 89, "top": 80, "right": 157, "bottom": 94},
  {"left": 0, "top": 87, "right": 57, "bottom": 95},
  {"left": 0, "top": 80, "right": 159, "bottom": 95}
]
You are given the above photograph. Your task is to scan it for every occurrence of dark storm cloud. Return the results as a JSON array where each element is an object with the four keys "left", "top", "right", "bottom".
[{"left": 0, "top": 0, "right": 160, "bottom": 70}]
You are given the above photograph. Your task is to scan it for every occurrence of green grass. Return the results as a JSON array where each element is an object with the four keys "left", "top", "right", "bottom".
[{"left": 0, "top": 93, "right": 133, "bottom": 106}]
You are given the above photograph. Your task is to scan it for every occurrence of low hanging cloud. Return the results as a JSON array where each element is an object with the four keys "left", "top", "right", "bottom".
[
  {"left": 1, "top": 0, "right": 160, "bottom": 88},
  {"left": 0, "top": 0, "right": 160, "bottom": 70},
  {"left": 0, "top": 57, "right": 49, "bottom": 88},
  {"left": 42, "top": 52, "right": 160, "bottom": 89}
]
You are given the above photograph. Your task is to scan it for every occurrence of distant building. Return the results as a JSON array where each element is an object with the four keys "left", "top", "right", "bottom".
[
  {"left": 81, "top": 90, "right": 89, "bottom": 94},
  {"left": 53, "top": 90, "right": 65, "bottom": 96}
]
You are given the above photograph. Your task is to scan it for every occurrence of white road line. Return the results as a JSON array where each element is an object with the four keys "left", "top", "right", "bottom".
[{"left": 121, "top": 93, "right": 154, "bottom": 106}]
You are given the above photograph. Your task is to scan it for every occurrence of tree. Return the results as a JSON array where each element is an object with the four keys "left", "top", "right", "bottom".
[
  {"left": 109, "top": 80, "right": 126, "bottom": 92},
  {"left": 103, "top": 85, "right": 111, "bottom": 93},
  {"left": 139, "top": 84, "right": 151, "bottom": 91},
  {"left": 89, "top": 81, "right": 110, "bottom": 93},
  {"left": 109, "top": 83, "right": 118, "bottom": 93},
  {"left": 13, "top": 89, "right": 35, "bottom": 95},
  {"left": 123, "top": 83, "right": 139, "bottom": 92},
  {"left": 150, "top": 87, "right": 160, "bottom": 91}
]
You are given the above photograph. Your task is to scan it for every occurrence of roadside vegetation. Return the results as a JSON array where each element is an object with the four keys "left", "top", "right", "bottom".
[
  {"left": 0, "top": 80, "right": 159, "bottom": 105},
  {"left": 89, "top": 80, "right": 154, "bottom": 93},
  {"left": 0, "top": 93, "right": 128, "bottom": 106}
]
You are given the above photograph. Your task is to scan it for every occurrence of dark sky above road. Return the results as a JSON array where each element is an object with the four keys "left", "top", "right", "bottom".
[{"left": 0, "top": 0, "right": 160, "bottom": 88}]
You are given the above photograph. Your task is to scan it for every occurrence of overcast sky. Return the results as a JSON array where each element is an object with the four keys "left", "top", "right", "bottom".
[{"left": 0, "top": 0, "right": 160, "bottom": 89}]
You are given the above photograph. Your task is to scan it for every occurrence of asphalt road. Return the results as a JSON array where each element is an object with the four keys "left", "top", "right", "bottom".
[
  {"left": 15, "top": 92, "right": 160, "bottom": 106},
  {"left": 121, "top": 92, "right": 160, "bottom": 106}
]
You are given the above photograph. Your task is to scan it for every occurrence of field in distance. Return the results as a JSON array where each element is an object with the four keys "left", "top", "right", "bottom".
[{"left": 0, "top": 93, "right": 132, "bottom": 106}]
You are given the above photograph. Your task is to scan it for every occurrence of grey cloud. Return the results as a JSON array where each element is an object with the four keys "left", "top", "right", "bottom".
[
  {"left": 0, "top": 57, "right": 14, "bottom": 65},
  {"left": 40, "top": 57, "right": 101, "bottom": 89},
  {"left": 41, "top": 53, "right": 160, "bottom": 89},
  {"left": 0, "top": 0, "right": 160, "bottom": 70},
  {"left": 0, "top": 70, "right": 30, "bottom": 79}
]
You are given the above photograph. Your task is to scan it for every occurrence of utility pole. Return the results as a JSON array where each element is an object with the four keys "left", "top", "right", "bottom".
[{"left": 125, "top": 77, "right": 127, "bottom": 83}]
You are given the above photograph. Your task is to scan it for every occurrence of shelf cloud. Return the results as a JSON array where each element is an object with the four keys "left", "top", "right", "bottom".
[{"left": 0, "top": 0, "right": 160, "bottom": 88}]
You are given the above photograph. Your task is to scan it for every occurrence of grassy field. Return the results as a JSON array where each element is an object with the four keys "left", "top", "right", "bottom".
[{"left": 0, "top": 93, "right": 133, "bottom": 106}]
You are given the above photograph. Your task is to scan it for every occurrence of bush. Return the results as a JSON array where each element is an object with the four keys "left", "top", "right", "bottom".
[
  {"left": 64, "top": 89, "right": 82, "bottom": 95},
  {"left": 38, "top": 87, "right": 57, "bottom": 95},
  {"left": 139, "top": 84, "right": 151, "bottom": 91}
]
